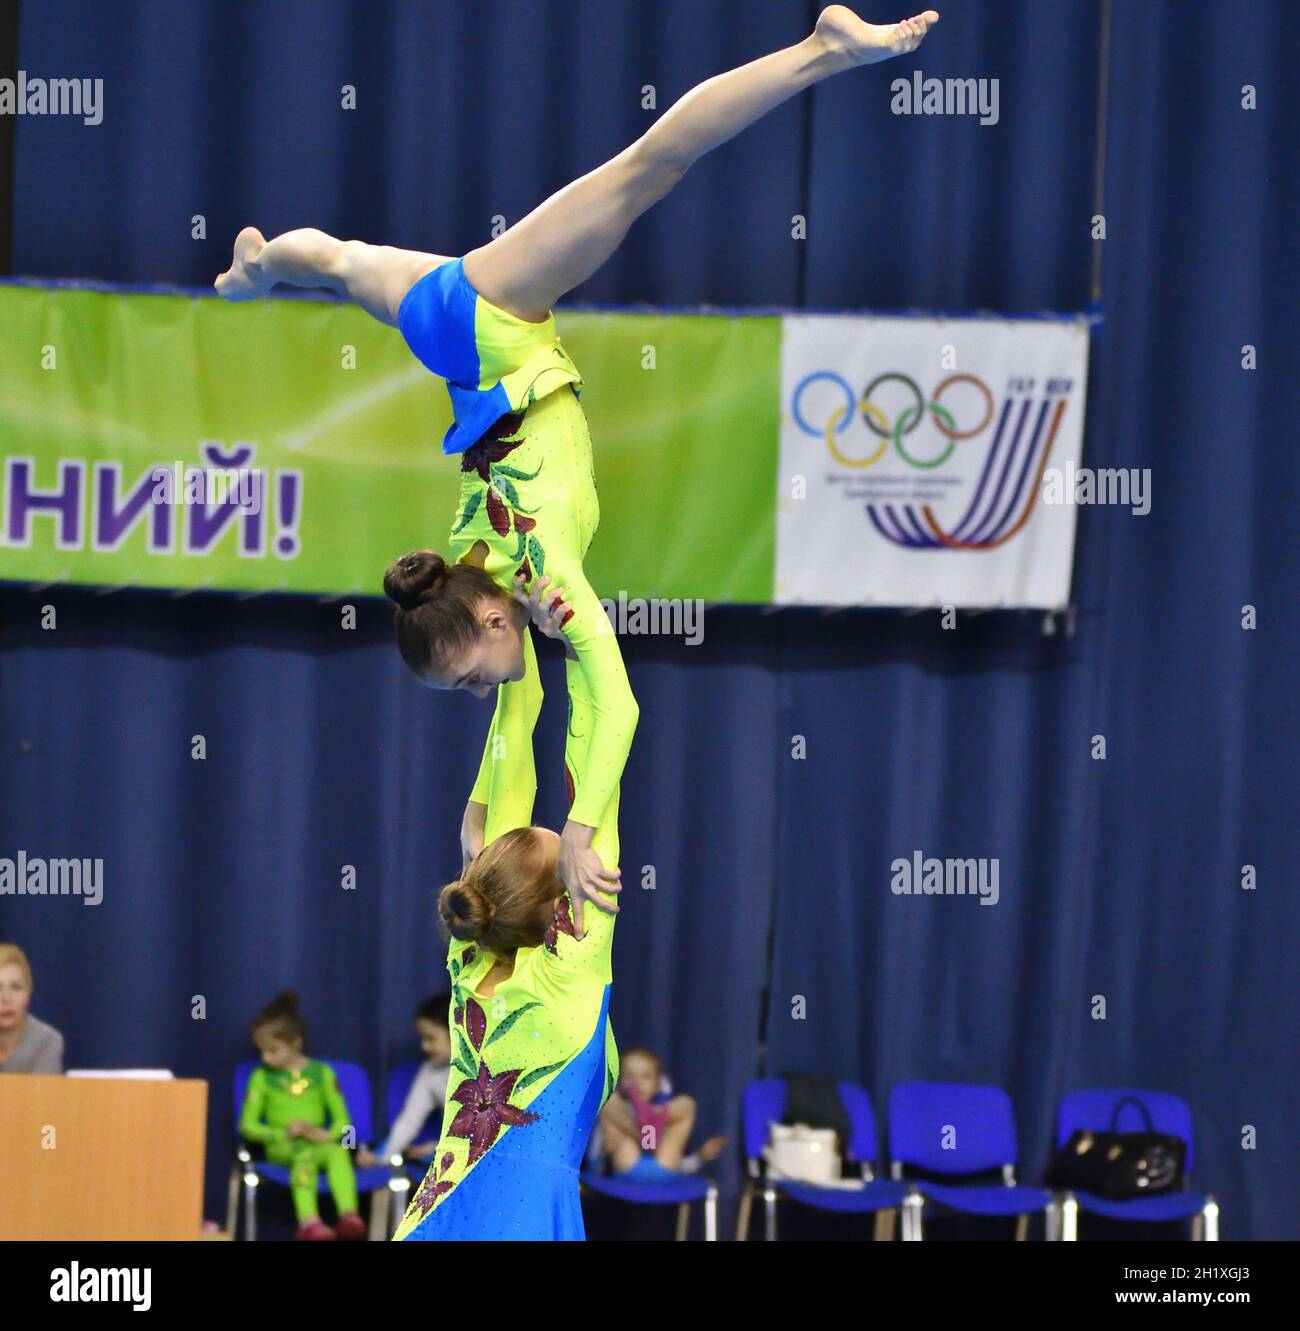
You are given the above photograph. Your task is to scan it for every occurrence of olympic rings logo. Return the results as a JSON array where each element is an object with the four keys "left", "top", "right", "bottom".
[{"left": 792, "top": 372, "right": 995, "bottom": 469}]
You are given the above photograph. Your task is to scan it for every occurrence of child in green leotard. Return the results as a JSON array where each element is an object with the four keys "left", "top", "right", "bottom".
[{"left": 239, "top": 991, "right": 366, "bottom": 1241}]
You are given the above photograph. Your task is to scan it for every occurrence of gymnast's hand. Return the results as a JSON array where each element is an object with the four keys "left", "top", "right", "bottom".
[
  {"left": 513, "top": 574, "right": 578, "bottom": 660},
  {"left": 461, "top": 800, "right": 487, "bottom": 870},
  {"left": 559, "top": 821, "right": 621, "bottom": 937}
]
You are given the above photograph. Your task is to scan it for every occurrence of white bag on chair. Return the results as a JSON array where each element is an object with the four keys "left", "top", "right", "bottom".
[{"left": 764, "top": 1122, "right": 840, "bottom": 1183}]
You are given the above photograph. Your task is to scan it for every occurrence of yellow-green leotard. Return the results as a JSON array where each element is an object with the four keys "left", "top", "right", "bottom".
[
  {"left": 393, "top": 258, "right": 636, "bottom": 1240},
  {"left": 398, "top": 256, "right": 637, "bottom": 831},
  {"left": 239, "top": 1060, "right": 359, "bottom": 1223}
]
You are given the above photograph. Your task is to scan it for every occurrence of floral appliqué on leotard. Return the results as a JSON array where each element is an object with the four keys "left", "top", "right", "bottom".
[{"left": 455, "top": 413, "right": 550, "bottom": 584}]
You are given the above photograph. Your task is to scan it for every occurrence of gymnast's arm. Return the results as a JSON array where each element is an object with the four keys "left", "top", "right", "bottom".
[
  {"left": 466, "top": 629, "right": 545, "bottom": 851},
  {"left": 514, "top": 567, "right": 636, "bottom": 929}
]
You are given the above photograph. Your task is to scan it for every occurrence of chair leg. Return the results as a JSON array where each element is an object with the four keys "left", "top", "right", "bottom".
[
  {"left": 1203, "top": 1197, "right": 1220, "bottom": 1241},
  {"left": 675, "top": 1202, "right": 690, "bottom": 1242},
  {"left": 1045, "top": 1196, "right": 1062, "bottom": 1241},
  {"left": 763, "top": 1187, "right": 778, "bottom": 1242},
  {"left": 367, "top": 1189, "right": 388, "bottom": 1242},
  {"left": 242, "top": 1174, "right": 259, "bottom": 1242},
  {"left": 390, "top": 1175, "right": 412, "bottom": 1239},
  {"left": 874, "top": 1207, "right": 897, "bottom": 1241},
  {"left": 902, "top": 1190, "right": 924, "bottom": 1241},
  {"left": 1014, "top": 1213, "right": 1029, "bottom": 1242},
  {"left": 224, "top": 1163, "right": 241, "bottom": 1238},
  {"left": 705, "top": 1186, "right": 718, "bottom": 1242},
  {"left": 735, "top": 1181, "right": 754, "bottom": 1242},
  {"left": 1061, "top": 1192, "right": 1078, "bottom": 1242}
]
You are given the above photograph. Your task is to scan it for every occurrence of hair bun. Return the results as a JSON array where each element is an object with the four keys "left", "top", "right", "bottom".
[
  {"left": 438, "top": 880, "right": 494, "bottom": 943},
  {"left": 384, "top": 549, "right": 448, "bottom": 612}
]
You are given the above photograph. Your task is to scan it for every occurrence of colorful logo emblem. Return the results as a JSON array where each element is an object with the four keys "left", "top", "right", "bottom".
[{"left": 791, "top": 371, "right": 1071, "bottom": 550}]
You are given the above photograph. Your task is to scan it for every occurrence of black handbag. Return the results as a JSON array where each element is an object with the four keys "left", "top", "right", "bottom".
[{"left": 1045, "top": 1096, "right": 1187, "bottom": 1199}]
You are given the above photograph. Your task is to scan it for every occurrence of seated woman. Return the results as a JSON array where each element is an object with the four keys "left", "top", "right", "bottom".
[
  {"left": 0, "top": 943, "right": 64, "bottom": 1075},
  {"left": 599, "top": 1046, "right": 726, "bottom": 1181}
]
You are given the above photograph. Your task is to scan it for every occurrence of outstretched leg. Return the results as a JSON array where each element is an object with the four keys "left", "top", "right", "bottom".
[
  {"left": 215, "top": 226, "right": 450, "bottom": 327},
  {"left": 464, "top": 7, "right": 939, "bottom": 321}
]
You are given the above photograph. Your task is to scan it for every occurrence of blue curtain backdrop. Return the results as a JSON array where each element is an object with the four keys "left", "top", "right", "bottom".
[{"left": 2, "top": 0, "right": 1297, "bottom": 1238}]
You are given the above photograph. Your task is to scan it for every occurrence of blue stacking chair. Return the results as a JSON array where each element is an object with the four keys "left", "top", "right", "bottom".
[
  {"left": 380, "top": 1060, "right": 444, "bottom": 1235},
  {"left": 226, "top": 1058, "right": 394, "bottom": 1240},
  {"left": 1052, "top": 1089, "right": 1218, "bottom": 1240},
  {"left": 580, "top": 1167, "right": 719, "bottom": 1241},
  {"left": 887, "top": 1082, "right": 1053, "bottom": 1240},
  {"left": 737, "top": 1078, "right": 906, "bottom": 1241},
  {"left": 579, "top": 1070, "right": 718, "bottom": 1241}
]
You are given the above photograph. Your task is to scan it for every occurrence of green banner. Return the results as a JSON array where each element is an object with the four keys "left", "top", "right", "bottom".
[{"left": 0, "top": 284, "right": 778, "bottom": 602}]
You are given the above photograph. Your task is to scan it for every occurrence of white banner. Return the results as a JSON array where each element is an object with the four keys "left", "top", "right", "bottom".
[{"left": 775, "top": 315, "right": 1090, "bottom": 609}]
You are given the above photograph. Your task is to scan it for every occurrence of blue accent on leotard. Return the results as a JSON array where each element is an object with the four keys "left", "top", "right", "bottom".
[
  {"left": 400, "top": 984, "right": 611, "bottom": 1241},
  {"left": 396, "top": 257, "right": 583, "bottom": 456}
]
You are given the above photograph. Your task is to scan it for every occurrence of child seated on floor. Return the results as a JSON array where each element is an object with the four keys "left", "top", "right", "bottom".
[
  {"left": 238, "top": 990, "right": 365, "bottom": 1241},
  {"left": 599, "top": 1045, "right": 726, "bottom": 1181}
]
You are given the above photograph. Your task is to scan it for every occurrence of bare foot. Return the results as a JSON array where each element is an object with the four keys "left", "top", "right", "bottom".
[
  {"left": 815, "top": 6, "right": 940, "bottom": 67},
  {"left": 215, "top": 226, "right": 271, "bottom": 301}
]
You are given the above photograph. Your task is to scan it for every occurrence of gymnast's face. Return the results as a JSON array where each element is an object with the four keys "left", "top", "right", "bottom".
[{"left": 426, "top": 597, "right": 527, "bottom": 698}]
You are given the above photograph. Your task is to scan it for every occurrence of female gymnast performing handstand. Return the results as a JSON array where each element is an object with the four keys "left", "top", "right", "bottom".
[{"left": 217, "top": 8, "right": 937, "bottom": 1239}]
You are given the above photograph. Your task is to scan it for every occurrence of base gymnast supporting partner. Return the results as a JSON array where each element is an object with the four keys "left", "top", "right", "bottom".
[{"left": 217, "top": 9, "right": 939, "bottom": 1241}]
